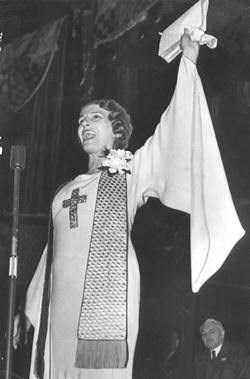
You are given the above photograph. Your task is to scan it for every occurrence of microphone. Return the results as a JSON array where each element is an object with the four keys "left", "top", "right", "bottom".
[
  {"left": 10, "top": 145, "right": 26, "bottom": 170},
  {"left": 5, "top": 145, "right": 26, "bottom": 379}
]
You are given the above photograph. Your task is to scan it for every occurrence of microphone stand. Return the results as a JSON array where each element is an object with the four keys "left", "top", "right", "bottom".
[{"left": 5, "top": 145, "right": 26, "bottom": 379}]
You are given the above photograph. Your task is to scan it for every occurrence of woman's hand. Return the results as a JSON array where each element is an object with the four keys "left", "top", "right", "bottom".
[
  {"left": 180, "top": 28, "right": 200, "bottom": 64},
  {"left": 13, "top": 313, "right": 32, "bottom": 349}
]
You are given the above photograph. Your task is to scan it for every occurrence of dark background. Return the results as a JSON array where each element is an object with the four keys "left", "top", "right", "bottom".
[{"left": 0, "top": 1, "right": 250, "bottom": 378}]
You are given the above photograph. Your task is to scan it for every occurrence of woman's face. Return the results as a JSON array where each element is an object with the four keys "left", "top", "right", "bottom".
[{"left": 78, "top": 104, "right": 115, "bottom": 156}]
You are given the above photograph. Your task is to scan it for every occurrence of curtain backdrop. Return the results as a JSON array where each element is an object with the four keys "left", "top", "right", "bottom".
[
  {"left": 94, "top": 0, "right": 159, "bottom": 46},
  {"left": 22, "top": 20, "right": 68, "bottom": 212},
  {"left": 0, "top": 18, "right": 65, "bottom": 131}
]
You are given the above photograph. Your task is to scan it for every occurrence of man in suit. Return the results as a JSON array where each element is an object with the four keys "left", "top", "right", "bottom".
[{"left": 194, "top": 318, "right": 250, "bottom": 379}]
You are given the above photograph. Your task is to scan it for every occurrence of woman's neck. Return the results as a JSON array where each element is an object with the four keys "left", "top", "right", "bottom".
[{"left": 87, "top": 153, "right": 104, "bottom": 174}]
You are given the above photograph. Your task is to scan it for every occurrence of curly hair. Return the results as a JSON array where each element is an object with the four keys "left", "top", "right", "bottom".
[{"left": 81, "top": 99, "right": 133, "bottom": 149}]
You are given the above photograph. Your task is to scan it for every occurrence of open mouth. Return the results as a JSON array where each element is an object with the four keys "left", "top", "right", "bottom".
[{"left": 82, "top": 130, "right": 96, "bottom": 141}]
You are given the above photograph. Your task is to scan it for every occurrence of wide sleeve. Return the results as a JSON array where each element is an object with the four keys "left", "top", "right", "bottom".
[
  {"left": 131, "top": 55, "right": 195, "bottom": 211},
  {"left": 25, "top": 245, "right": 47, "bottom": 326},
  {"left": 130, "top": 53, "right": 244, "bottom": 293}
]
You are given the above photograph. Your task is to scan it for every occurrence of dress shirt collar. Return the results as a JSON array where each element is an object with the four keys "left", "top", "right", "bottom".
[{"left": 211, "top": 344, "right": 222, "bottom": 358}]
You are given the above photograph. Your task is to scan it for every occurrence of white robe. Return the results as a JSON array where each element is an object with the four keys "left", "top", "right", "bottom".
[{"left": 26, "top": 55, "right": 243, "bottom": 379}]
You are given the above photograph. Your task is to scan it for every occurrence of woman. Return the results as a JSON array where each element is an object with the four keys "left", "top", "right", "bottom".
[{"left": 22, "top": 31, "right": 199, "bottom": 378}]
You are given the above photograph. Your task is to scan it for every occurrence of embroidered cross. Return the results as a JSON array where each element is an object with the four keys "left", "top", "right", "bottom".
[{"left": 62, "top": 188, "right": 87, "bottom": 228}]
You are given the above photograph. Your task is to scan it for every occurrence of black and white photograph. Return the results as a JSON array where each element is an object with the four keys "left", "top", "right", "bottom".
[{"left": 0, "top": 0, "right": 250, "bottom": 378}]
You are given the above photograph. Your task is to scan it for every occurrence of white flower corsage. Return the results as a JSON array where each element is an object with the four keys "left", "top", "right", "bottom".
[{"left": 101, "top": 149, "right": 133, "bottom": 175}]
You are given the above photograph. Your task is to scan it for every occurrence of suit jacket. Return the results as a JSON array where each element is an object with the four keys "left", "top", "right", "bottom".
[{"left": 194, "top": 342, "right": 250, "bottom": 379}]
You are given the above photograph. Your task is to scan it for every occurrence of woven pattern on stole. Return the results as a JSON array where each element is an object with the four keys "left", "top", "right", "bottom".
[{"left": 75, "top": 170, "right": 128, "bottom": 368}]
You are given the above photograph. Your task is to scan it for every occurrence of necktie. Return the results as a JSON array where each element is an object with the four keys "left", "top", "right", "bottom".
[{"left": 211, "top": 350, "right": 216, "bottom": 361}]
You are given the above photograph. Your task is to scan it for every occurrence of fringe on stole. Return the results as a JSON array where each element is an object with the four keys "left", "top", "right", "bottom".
[{"left": 75, "top": 340, "right": 128, "bottom": 368}]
